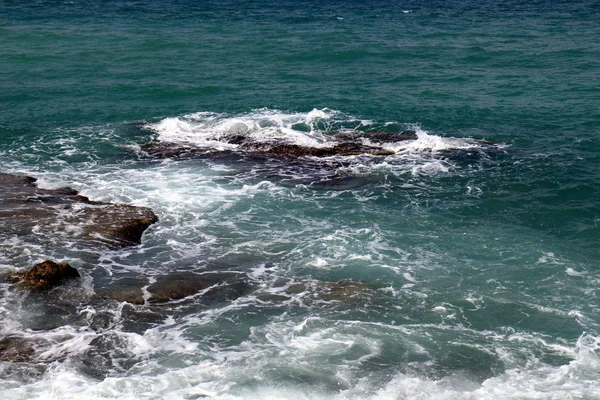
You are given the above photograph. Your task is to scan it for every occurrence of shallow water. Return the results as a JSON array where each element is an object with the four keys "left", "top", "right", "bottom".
[{"left": 1, "top": 1, "right": 600, "bottom": 399}]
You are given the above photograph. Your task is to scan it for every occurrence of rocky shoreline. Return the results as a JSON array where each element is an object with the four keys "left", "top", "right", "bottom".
[
  {"left": 0, "top": 171, "right": 385, "bottom": 369},
  {"left": 0, "top": 127, "right": 502, "bottom": 370},
  {"left": 0, "top": 173, "right": 158, "bottom": 248}
]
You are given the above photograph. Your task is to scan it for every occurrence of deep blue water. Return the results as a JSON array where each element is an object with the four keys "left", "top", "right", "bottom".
[{"left": 1, "top": 1, "right": 600, "bottom": 399}]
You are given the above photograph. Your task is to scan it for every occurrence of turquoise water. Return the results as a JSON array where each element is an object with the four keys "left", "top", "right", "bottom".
[{"left": 1, "top": 1, "right": 600, "bottom": 399}]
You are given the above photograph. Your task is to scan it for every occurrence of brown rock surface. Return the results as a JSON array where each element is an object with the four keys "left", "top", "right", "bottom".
[
  {"left": 97, "top": 272, "right": 252, "bottom": 304},
  {"left": 256, "top": 278, "right": 379, "bottom": 305},
  {"left": 0, "top": 336, "right": 45, "bottom": 362},
  {"left": 140, "top": 131, "right": 417, "bottom": 159},
  {"left": 147, "top": 272, "right": 251, "bottom": 303},
  {"left": 0, "top": 173, "right": 158, "bottom": 248},
  {"left": 5, "top": 260, "right": 80, "bottom": 291}
]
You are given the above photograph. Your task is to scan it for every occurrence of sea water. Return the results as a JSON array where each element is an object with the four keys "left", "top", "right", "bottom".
[{"left": 1, "top": 1, "right": 600, "bottom": 399}]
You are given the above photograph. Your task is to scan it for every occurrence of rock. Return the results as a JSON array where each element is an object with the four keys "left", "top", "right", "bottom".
[
  {"left": 0, "top": 336, "right": 43, "bottom": 362},
  {"left": 147, "top": 272, "right": 227, "bottom": 303},
  {"left": 97, "top": 272, "right": 252, "bottom": 304},
  {"left": 256, "top": 278, "right": 379, "bottom": 305},
  {"left": 73, "top": 333, "right": 140, "bottom": 379},
  {"left": 337, "top": 131, "right": 418, "bottom": 143},
  {"left": 317, "top": 279, "right": 378, "bottom": 302},
  {"left": 148, "top": 272, "right": 251, "bottom": 303},
  {"left": 139, "top": 142, "right": 210, "bottom": 158},
  {"left": 72, "top": 203, "right": 158, "bottom": 247},
  {"left": 5, "top": 260, "right": 80, "bottom": 291},
  {"left": 255, "top": 143, "right": 396, "bottom": 158},
  {"left": 0, "top": 173, "right": 158, "bottom": 248},
  {"left": 96, "top": 277, "right": 149, "bottom": 305},
  {"left": 140, "top": 131, "right": 418, "bottom": 160}
]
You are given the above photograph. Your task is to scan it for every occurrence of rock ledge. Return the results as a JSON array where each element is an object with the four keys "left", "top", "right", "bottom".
[
  {"left": 0, "top": 173, "right": 158, "bottom": 248},
  {"left": 6, "top": 260, "right": 80, "bottom": 291}
]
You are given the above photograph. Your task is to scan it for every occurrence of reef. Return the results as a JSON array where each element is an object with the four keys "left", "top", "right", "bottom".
[
  {"left": 0, "top": 173, "right": 158, "bottom": 248},
  {"left": 97, "top": 271, "right": 252, "bottom": 304},
  {"left": 140, "top": 131, "right": 418, "bottom": 159}
]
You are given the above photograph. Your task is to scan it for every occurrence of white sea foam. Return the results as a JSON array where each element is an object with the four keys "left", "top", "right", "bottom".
[
  {"left": 566, "top": 267, "right": 587, "bottom": 276},
  {"left": 6, "top": 108, "right": 591, "bottom": 400},
  {"left": 2, "top": 313, "right": 598, "bottom": 400},
  {"left": 146, "top": 108, "right": 336, "bottom": 149},
  {"left": 382, "top": 126, "right": 482, "bottom": 153},
  {"left": 364, "top": 342, "right": 600, "bottom": 400},
  {"left": 144, "top": 109, "right": 499, "bottom": 180}
]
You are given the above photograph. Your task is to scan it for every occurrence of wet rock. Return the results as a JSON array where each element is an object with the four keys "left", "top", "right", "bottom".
[
  {"left": 149, "top": 272, "right": 252, "bottom": 303},
  {"left": 223, "top": 134, "right": 248, "bottom": 145},
  {"left": 0, "top": 173, "right": 158, "bottom": 248},
  {"left": 140, "top": 131, "right": 417, "bottom": 160},
  {"left": 0, "top": 336, "right": 46, "bottom": 363},
  {"left": 74, "top": 204, "right": 158, "bottom": 247},
  {"left": 5, "top": 260, "right": 80, "bottom": 291},
  {"left": 148, "top": 272, "right": 223, "bottom": 303},
  {"left": 336, "top": 130, "right": 418, "bottom": 144},
  {"left": 256, "top": 143, "right": 396, "bottom": 158},
  {"left": 141, "top": 140, "right": 397, "bottom": 159},
  {"left": 98, "top": 272, "right": 252, "bottom": 304},
  {"left": 317, "top": 279, "right": 379, "bottom": 302},
  {"left": 139, "top": 142, "right": 210, "bottom": 158},
  {"left": 96, "top": 277, "right": 148, "bottom": 305},
  {"left": 74, "top": 333, "right": 140, "bottom": 379},
  {"left": 0, "top": 362, "right": 47, "bottom": 384}
]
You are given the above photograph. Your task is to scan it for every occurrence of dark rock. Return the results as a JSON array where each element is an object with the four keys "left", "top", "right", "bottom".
[
  {"left": 74, "top": 333, "right": 140, "bottom": 379},
  {"left": 0, "top": 173, "right": 158, "bottom": 248},
  {"left": 5, "top": 260, "right": 80, "bottom": 291},
  {"left": 140, "top": 140, "right": 396, "bottom": 159},
  {"left": 317, "top": 279, "right": 378, "bottom": 302},
  {"left": 256, "top": 143, "right": 395, "bottom": 158},
  {"left": 98, "top": 272, "right": 252, "bottom": 304},
  {"left": 0, "top": 336, "right": 46, "bottom": 363},
  {"left": 139, "top": 130, "right": 417, "bottom": 160},
  {"left": 224, "top": 134, "right": 248, "bottom": 145},
  {"left": 280, "top": 279, "right": 378, "bottom": 299},
  {"left": 140, "top": 131, "right": 503, "bottom": 167},
  {"left": 96, "top": 277, "right": 148, "bottom": 305},
  {"left": 148, "top": 272, "right": 251, "bottom": 303},
  {"left": 337, "top": 131, "right": 418, "bottom": 144},
  {"left": 140, "top": 142, "right": 211, "bottom": 158},
  {"left": 74, "top": 204, "right": 159, "bottom": 247},
  {"left": 147, "top": 272, "right": 225, "bottom": 303}
]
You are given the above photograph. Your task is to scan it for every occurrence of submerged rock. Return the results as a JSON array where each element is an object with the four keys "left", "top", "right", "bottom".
[
  {"left": 257, "top": 278, "right": 379, "bottom": 306},
  {"left": 147, "top": 271, "right": 251, "bottom": 303},
  {"left": 0, "top": 173, "right": 158, "bottom": 248},
  {"left": 73, "top": 333, "right": 141, "bottom": 379},
  {"left": 98, "top": 272, "right": 252, "bottom": 305},
  {"left": 317, "top": 279, "right": 380, "bottom": 302},
  {"left": 5, "top": 260, "right": 80, "bottom": 291},
  {"left": 96, "top": 277, "right": 150, "bottom": 305},
  {"left": 287, "top": 279, "right": 379, "bottom": 303}
]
